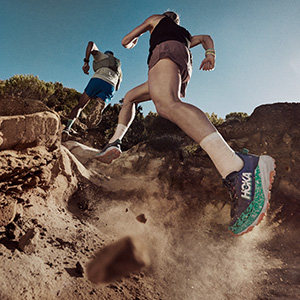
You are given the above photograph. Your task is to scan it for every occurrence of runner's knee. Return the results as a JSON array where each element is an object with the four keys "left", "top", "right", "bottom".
[
  {"left": 155, "top": 100, "right": 181, "bottom": 121},
  {"left": 123, "top": 90, "right": 137, "bottom": 104},
  {"left": 154, "top": 101, "right": 170, "bottom": 119}
]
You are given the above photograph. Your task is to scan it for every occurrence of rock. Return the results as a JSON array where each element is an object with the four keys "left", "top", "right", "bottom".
[
  {"left": 0, "top": 194, "right": 17, "bottom": 227},
  {"left": 282, "top": 133, "right": 292, "bottom": 146},
  {"left": 136, "top": 214, "right": 147, "bottom": 224},
  {"left": 75, "top": 261, "right": 84, "bottom": 276},
  {"left": 86, "top": 236, "right": 150, "bottom": 284},
  {"left": 18, "top": 228, "right": 37, "bottom": 254},
  {"left": 0, "top": 146, "right": 57, "bottom": 193},
  {"left": 0, "top": 96, "right": 60, "bottom": 153},
  {"left": 0, "top": 97, "right": 52, "bottom": 117},
  {"left": 63, "top": 141, "right": 99, "bottom": 165},
  {"left": 0, "top": 111, "right": 60, "bottom": 151}
]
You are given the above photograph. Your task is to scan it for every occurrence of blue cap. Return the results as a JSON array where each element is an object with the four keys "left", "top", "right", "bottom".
[{"left": 104, "top": 50, "right": 114, "bottom": 55}]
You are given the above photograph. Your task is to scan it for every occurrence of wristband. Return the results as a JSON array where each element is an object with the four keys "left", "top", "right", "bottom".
[
  {"left": 83, "top": 58, "right": 89, "bottom": 63},
  {"left": 205, "top": 48, "right": 216, "bottom": 57}
]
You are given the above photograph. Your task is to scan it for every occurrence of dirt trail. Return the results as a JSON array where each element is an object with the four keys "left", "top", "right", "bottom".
[{"left": 1, "top": 100, "right": 300, "bottom": 299}]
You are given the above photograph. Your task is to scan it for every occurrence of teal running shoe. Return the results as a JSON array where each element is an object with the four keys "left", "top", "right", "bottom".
[
  {"left": 223, "top": 150, "right": 276, "bottom": 236},
  {"left": 95, "top": 139, "right": 122, "bottom": 164}
]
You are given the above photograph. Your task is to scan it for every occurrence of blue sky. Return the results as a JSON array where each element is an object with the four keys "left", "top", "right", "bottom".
[{"left": 1, "top": 0, "right": 300, "bottom": 118}]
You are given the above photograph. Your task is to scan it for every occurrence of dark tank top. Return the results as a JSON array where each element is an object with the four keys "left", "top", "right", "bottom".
[{"left": 147, "top": 16, "right": 192, "bottom": 64}]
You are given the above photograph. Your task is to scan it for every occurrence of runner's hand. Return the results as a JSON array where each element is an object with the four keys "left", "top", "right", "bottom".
[
  {"left": 200, "top": 55, "right": 215, "bottom": 71},
  {"left": 82, "top": 63, "right": 90, "bottom": 75},
  {"left": 125, "top": 37, "right": 138, "bottom": 49}
]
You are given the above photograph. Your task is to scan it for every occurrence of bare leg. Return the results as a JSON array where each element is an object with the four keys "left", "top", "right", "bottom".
[
  {"left": 148, "top": 58, "right": 216, "bottom": 144},
  {"left": 69, "top": 92, "right": 91, "bottom": 119},
  {"left": 148, "top": 58, "right": 243, "bottom": 178},
  {"left": 63, "top": 92, "right": 91, "bottom": 135},
  {"left": 118, "top": 82, "right": 151, "bottom": 126},
  {"left": 109, "top": 82, "right": 151, "bottom": 143},
  {"left": 86, "top": 97, "right": 106, "bottom": 129}
]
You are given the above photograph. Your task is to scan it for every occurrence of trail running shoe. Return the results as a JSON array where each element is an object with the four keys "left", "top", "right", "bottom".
[
  {"left": 61, "top": 129, "right": 70, "bottom": 142},
  {"left": 95, "top": 139, "right": 122, "bottom": 164},
  {"left": 223, "top": 149, "right": 276, "bottom": 236}
]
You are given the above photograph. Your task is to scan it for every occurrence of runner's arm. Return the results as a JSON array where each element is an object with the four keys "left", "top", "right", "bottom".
[
  {"left": 190, "top": 35, "right": 215, "bottom": 71},
  {"left": 121, "top": 15, "right": 160, "bottom": 49},
  {"left": 190, "top": 35, "right": 214, "bottom": 49},
  {"left": 121, "top": 23, "right": 150, "bottom": 48},
  {"left": 82, "top": 41, "right": 96, "bottom": 75}
]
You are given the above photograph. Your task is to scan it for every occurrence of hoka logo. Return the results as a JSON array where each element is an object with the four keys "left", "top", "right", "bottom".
[{"left": 241, "top": 172, "right": 252, "bottom": 200}]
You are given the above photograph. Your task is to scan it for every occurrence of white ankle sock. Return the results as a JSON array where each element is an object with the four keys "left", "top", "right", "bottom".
[
  {"left": 109, "top": 124, "right": 128, "bottom": 143},
  {"left": 65, "top": 118, "right": 76, "bottom": 131},
  {"left": 200, "top": 132, "right": 244, "bottom": 178}
]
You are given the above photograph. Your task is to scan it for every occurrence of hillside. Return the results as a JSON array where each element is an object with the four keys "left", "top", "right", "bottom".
[{"left": 0, "top": 95, "right": 300, "bottom": 300}]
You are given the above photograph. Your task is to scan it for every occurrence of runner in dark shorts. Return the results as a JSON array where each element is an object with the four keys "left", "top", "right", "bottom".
[
  {"left": 148, "top": 40, "right": 192, "bottom": 97},
  {"left": 97, "top": 12, "right": 276, "bottom": 236}
]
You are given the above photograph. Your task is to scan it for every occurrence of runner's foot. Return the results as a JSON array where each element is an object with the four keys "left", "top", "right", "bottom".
[
  {"left": 95, "top": 139, "right": 122, "bottom": 164},
  {"left": 223, "top": 150, "right": 276, "bottom": 236},
  {"left": 61, "top": 128, "right": 80, "bottom": 142},
  {"left": 61, "top": 129, "right": 70, "bottom": 142}
]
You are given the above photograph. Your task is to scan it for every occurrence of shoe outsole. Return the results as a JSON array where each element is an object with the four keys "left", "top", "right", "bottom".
[
  {"left": 230, "top": 156, "right": 276, "bottom": 236},
  {"left": 95, "top": 148, "right": 121, "bottom": 164}
]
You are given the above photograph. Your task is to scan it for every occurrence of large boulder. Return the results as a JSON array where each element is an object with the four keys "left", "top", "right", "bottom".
[{"left": 0, "top": 97, "right": 60, "bottom": 151}]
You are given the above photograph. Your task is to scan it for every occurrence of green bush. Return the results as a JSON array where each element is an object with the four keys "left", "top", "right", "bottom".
[
  {"left": 144, "top": 113, "right": 183, "bottom": 139},
  {"left": 2, "top": 74, "right": 55, "bottom": 101},
  {"left": 183, "top": 143, "right": 201, "bottom": 156},
  {"left": 205, "top": 112, "right": 224, "bottom": 126},
  {"left": 0, "top": 80, "right": 4, "bottom": 97},
  {"left": 0, "top": 75, "right": 81, "bottom": 115},
  {"left": 148, "top": 134, "right": 185, "bottom": 152},
  {"left": 225, "top": 112, "right": 249, "bottom": 122}
]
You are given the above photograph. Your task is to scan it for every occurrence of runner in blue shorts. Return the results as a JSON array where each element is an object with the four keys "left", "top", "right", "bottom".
[{"left": 62, "top": 41, "right": 122, "bottom": 139}]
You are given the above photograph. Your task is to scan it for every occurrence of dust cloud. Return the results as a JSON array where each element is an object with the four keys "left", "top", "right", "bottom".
[{"left": 87, "top": 192, "right": 282, "bottom": 300}]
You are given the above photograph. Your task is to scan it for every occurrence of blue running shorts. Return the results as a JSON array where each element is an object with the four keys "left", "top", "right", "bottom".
[{"left": 84, "top": 78, "right": 115, "bottom": 103}]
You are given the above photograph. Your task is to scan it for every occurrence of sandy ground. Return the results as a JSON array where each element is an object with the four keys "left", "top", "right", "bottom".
[
  {"left": 1, "top": 140, "right": 300, "bottom": 300},
  {"left": 1, "top": 100, "right": 300, "bottom": 300}
]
